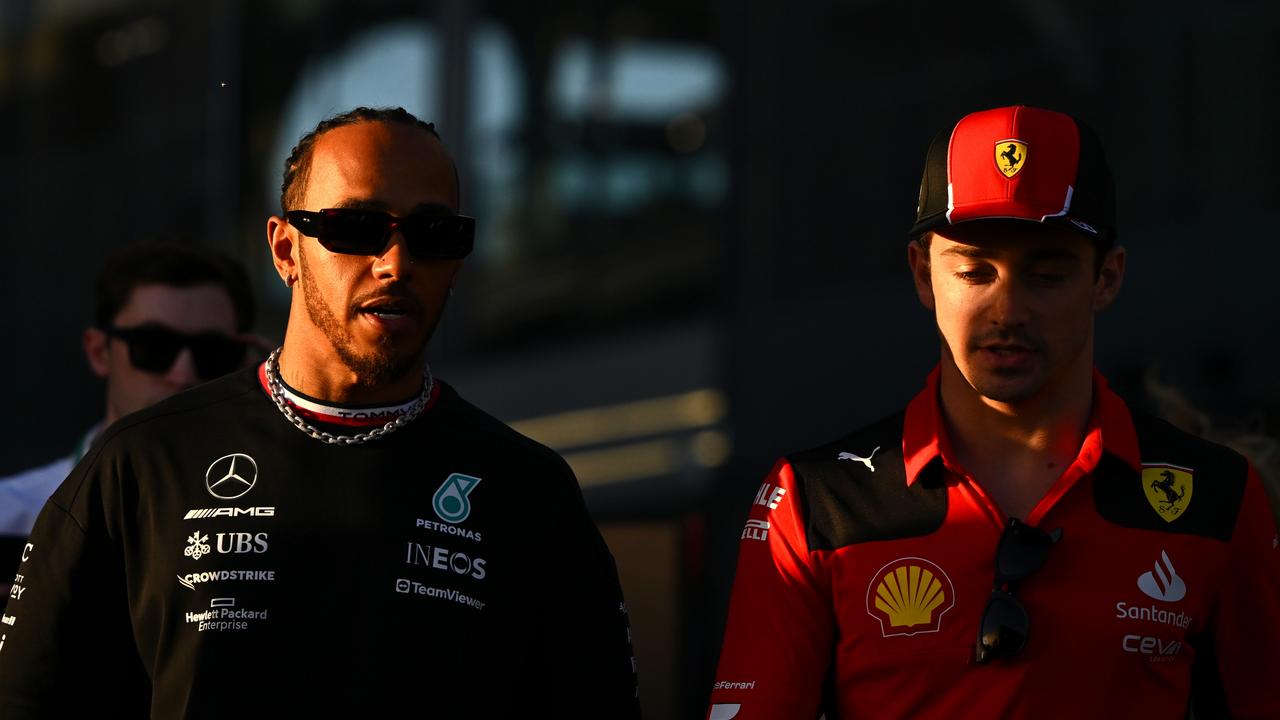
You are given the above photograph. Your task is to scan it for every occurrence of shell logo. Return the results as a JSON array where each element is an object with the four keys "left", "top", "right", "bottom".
[{"left": 865, "top": 557, "right": 956, "bottom": 637}]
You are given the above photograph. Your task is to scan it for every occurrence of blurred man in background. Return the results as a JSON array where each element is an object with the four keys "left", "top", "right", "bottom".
[
  {"left": 708, "top": 105, "right": 1279, "bottom": 719},
  {"left": 0, "top": 243, "right": 256, "bottom": 589}
]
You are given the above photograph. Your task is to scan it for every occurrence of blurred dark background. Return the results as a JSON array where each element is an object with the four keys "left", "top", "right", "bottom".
[{"left": 1, "top": 0, "right": 1277, "bottom": 716}]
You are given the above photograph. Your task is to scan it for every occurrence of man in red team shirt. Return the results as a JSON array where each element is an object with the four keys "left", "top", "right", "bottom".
[{"left": 708, "top": 106, "right": 1280, "bottom": 719}]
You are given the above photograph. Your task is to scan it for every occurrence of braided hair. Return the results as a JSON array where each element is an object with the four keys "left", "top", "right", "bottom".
[{"left": 279, "top": 106, "right": 444, "bottom": 214}]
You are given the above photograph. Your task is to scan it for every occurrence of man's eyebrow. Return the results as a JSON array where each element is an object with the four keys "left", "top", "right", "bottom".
[
  {"left": 937, "top": 246, "right": 1083, "bottom": 261},
  {"left": 328, "top": 199, "right": 454, "bottom": 215},
  {"left": 939, "top": 246, "right": 992, "bottom": 259},
  {"left": 1025, "top": 248, "right": 1082, "bottom": 261},
  {"left": 331, "top": 199, "right": 390, "bottom": 211}
]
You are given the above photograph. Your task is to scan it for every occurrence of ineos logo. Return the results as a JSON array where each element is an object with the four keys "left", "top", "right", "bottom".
[{"left": 205, "top": 453, "right": 259, "bottom": 500}]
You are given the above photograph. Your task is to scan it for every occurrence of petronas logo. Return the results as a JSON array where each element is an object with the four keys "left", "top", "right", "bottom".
[{"left": 433, "top": 473, "right": 482, "bottom": 524}]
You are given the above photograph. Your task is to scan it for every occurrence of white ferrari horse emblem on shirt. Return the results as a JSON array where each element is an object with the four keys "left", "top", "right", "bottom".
[{"left": 838, "top": 446, "right": 881, "bottom": 472}]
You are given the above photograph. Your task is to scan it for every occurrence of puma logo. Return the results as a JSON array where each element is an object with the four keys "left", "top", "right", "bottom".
[{"left": 838, "top": 446, "right": 881, "bottom": 472}]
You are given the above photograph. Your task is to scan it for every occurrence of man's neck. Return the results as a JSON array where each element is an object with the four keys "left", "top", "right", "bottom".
[
  {"left": 937, "top": 359, "right": 1094, "bottom": 518},
  {"left": 277, "top": 334, "right": 424, "bottom": 406}
]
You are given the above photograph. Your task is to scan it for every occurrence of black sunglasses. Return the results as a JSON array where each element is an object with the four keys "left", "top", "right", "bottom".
[
  {"left": 974, "top": 518, "right": 1062, "bottom": 663},
  {"left": 286, "top": 208, "right": 474, "bottom": 260},
  {"left": 106, "top": 324, "right": 247, "bottom": 380}
]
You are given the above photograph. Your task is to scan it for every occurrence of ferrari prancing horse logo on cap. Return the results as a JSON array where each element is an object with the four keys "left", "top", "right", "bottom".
[{"left": 995, "top": 139, "right": 1027, "bottom": 178}]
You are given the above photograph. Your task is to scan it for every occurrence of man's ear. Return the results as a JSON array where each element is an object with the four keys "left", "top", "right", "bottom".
[
  {"left": 907, "top": 238, "right": 936, "bottom": 312},
  {"left": 1093, "top": 245, "right": 1126, "bottom": 311},
  {"left": 84, "top": 327, "right": 111, "bottom": 379},
  {"left": 267, "top": 216, "right": 299, "bottom": 286}
]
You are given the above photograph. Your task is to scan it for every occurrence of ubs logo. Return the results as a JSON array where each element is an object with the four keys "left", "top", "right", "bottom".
[{"left": 205, "top": 453, "right": 258, "bottom": 500}]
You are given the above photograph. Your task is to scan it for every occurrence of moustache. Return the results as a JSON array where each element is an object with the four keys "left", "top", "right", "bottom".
[
  {"left": 349, "top": 284, "right": 422, "bottom": 316},
  {"left": 969, "top": 330, "right": 1043, "bottom": 353}
]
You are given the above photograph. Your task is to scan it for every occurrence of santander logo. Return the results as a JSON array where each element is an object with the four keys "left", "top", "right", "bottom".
[{"left": 1137, "top": 551, "right": 1186, "bottom": 602}]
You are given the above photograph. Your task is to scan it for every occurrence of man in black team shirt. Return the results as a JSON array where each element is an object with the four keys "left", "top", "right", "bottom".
[{"left": 0, "top": 107, "right": 641, "bottom": 718}]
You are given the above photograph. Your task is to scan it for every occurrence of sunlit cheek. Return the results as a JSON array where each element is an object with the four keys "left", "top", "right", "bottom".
[{"left": 931, "top": 294, "right": 971, "bottom": 357}]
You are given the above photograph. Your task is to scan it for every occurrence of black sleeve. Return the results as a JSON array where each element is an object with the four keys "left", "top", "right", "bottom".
[
  {"left": 0, "top": 458, "right": 150, "bottom": 717},
  {"left": 535, "top": 465, "right": 641, "bottom": 718}
]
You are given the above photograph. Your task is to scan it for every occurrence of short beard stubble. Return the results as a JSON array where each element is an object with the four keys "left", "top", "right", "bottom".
[{"left": 298, "top": 243, "right": 431, "bottom": 389}]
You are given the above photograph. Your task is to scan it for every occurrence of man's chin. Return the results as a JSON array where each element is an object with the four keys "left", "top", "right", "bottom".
[
  {"left": 341, "top": 341, "right": 427, "bottom": 389},
  {"left": 964, "top": 368, "right": 1047, "bottom": 405}
]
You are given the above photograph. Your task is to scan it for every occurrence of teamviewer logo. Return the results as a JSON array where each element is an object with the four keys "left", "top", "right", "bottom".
[{"left": 395, "top": 578, "right": 412, "bottom": 594}]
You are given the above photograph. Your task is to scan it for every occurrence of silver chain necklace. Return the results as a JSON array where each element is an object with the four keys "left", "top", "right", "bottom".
[{"left": 265, "top": 347, "right": 433, "bottom": 445}]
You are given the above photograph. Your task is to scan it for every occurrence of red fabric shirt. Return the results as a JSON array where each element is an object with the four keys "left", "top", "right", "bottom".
[{"left": 708, "top": 369, "right": 1280, "bottom": 719}]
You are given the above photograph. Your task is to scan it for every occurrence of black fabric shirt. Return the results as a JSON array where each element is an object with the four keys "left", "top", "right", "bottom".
[{"left": 0, "top": 367, "right": 640, "bottom": 718}]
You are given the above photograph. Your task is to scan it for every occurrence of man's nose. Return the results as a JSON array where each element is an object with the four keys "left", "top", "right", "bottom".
[
  {"left": 372, "top": 231, "right": 413, "bottom": 280},
  {"left": 164, "top": 347, "right": 201, "bottom": 389},
  {"left": 989, "top": 277, "right": 1033, "bottom": 327}
]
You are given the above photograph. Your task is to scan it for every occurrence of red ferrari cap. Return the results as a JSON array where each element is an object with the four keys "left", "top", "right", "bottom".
[{"left": 911, "top": 105, "right": 1116, "bottom": 241}]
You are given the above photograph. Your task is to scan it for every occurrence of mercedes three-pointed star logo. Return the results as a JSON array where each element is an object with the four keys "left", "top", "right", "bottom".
[{"left": 205, "top": 453, "right": 259, "bottom": 500}]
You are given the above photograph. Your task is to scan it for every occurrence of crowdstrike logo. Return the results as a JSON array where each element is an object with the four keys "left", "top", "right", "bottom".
[
  {"left": 1138, "top": 551, "right": 1186, "bottom": 602},
  {"left": 205, "top": 453, "right": 258, "bottom": 500},
  {"left": 177, "top": 569, "right": 276, "bottom": 591}
]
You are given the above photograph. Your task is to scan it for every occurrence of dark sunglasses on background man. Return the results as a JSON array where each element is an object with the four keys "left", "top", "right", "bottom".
[
  {"left": 974, "top": 518, "right": 1062, "bottom": 663},
  {"left": 105, "top": 324, "right": 247, "bottom": 380},
  {"left": 286, "top": 208, "right": 475, "bottom": 260}
]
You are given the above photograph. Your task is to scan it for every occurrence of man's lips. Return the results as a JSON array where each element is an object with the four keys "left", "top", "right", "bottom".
[
  {"left": 355, "top": 293, "right": 419, "bottom": 316},
  {"left": 975, "top": 342, "right": 1040, "bottom": 370},
  {"left": 980, "top": 343, "right": 1035, "bottom": 354},
  {"left": 354, "top": 293, "right": 420, "bottom": 331}
]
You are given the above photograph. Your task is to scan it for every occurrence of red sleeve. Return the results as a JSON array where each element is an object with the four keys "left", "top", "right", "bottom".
[
  {"left": 707, "top": 459, "right": 833, "bottom": 720},
  {"left": 1207, "top": 465, "right": 1280, "bottom": 719}
]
